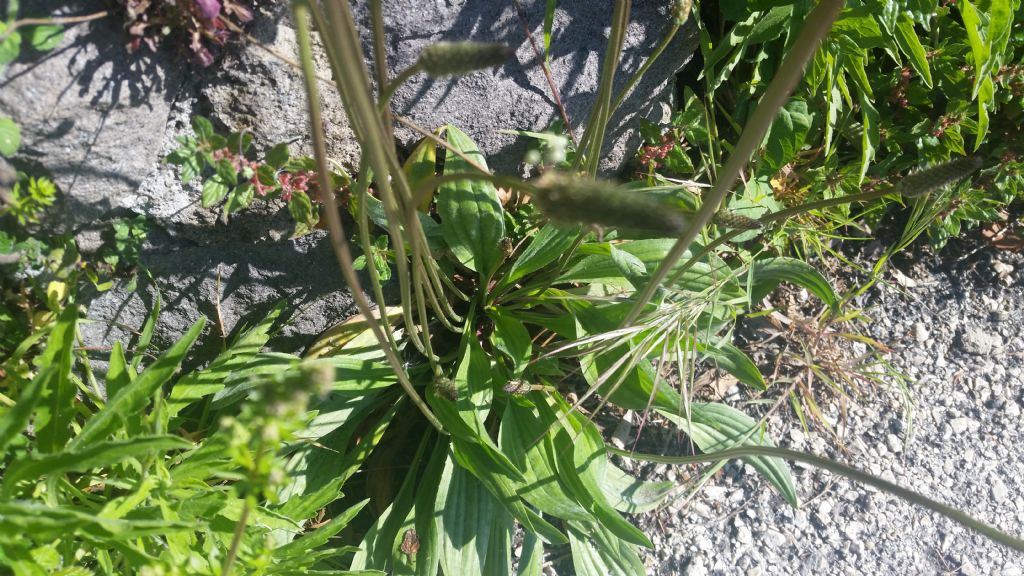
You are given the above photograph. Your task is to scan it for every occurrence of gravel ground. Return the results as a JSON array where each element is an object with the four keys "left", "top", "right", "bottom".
[{"left": 628, "top": 238, "right": 1024, "bottom": 575}]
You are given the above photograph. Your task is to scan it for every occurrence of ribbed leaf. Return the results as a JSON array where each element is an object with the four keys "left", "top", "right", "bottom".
[
  {"left": 500, "top": 223, "right": 579, "bottom": 287},
  {"left": 748, "top": 257, "right": 838, "bottom": 311},
  {"left": 600, "top": 463, "right": 674, "bottom": 514},
  {"left": 438, "top": 125, "right": 505, "bottom": 280},
  {"left": 660, "top": 403, "right": 798, "bottom": 506}
]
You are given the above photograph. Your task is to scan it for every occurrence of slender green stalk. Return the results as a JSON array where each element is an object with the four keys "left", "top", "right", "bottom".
[
  {"left": 379, "top": 65, "right": 421, "bottom": 112},
  {"left": 354, "top": 161, "right": 402, "bottom": 353},
  {"left": 609, "top": 22, "right": 680, "bottom": 116},
  {"left": 573, "top": 0, "right": 632, "bottom": 176},
  {"left": 664, "top": 186, "right": 897, "bottom": 289},
  {"left": 222, "top": 435, "right": 265, "bottom": 575},
  {"left": 610, "top": 444, "right": 1024, "bottom": 552},
  {"left": 622, "top": 0, "right": 844, "bottom": 328},
  {"left": 370, "top": 0, "right": 394, "bottom": 133},
  {"left": 292, "top": 1, "right": 444, "bottom": 432}
]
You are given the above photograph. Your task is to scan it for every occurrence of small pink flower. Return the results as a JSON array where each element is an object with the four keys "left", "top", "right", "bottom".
[{"left": 194, "top": 0, "right": 222, "bottom": 21}]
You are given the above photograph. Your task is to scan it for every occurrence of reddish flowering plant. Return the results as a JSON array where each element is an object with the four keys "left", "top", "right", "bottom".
[
  {"left": 166, "top": 116, "right": 349, "bottom": 237},
  {"left": 115, "top": 0, "right": 254, "bottom": 67}
]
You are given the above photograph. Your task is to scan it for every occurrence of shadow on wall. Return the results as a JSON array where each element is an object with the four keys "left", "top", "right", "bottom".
[
  {"left": 0, "top": 0, "right": 186, "bottom": 230},
  {"left": 373, "top": 0, "right": 696, "bottom": 174}
]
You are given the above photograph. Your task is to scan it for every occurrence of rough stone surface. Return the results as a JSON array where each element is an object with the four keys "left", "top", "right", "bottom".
[
  {"left": 0, "top": 0, "right": 358, "bottom": 355},
  {"left": 0, "top": 0, "right": 186, "bottom": 233},
  {"left": 373, "top": 0, "right": 696, "bottom": 175},
  {"left": 2, "top": 1, "right": 694, "bottom": 356}
]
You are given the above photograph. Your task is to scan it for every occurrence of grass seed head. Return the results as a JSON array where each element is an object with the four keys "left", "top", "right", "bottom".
[
  {"left": 418, "top": 42, "right": 513, "bottom": 77},
  {"left": 897, "top": 156, "right": 983, "bottom": 197},
  {"left": 713, "top": 209, "right": 762, "bottom": 230},
  {"left": 531, "top": 171, "right": 691, "bottom": 235}
]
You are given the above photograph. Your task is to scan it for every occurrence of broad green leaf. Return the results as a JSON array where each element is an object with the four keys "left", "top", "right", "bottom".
[
  {"left": 489, "top": 310, "right": 532, "bottom": 376},
  {"left": 760, "top": 99, "right": 812, "bottom": 176},
  {"left": 567, "top": 520, "right": 646, "bottom": 576},
  {"left": 201, "top": 177, "right": 229, "bottom": 207},
  {"left": 438, "top": 125, "right": 505, "bottom": 280},
  {"left": 500, "top": 223, "right": 579, "bottom": 286},
  {"left": 436, "top": 457, "right": 492, "bottom": 576},
  {"left": 33, "top": 306, "right": 77, "bottom": 453},
  {"left": 191, "top": 116, "right": 215, "bottom": 143},
  {"left": 167, "top": 303, "right": 282, "bottom": 419},
  {"left": 0, "top": 24, "right": 20, "bottom": 67},
  {"left": 567, "top": 413, "right": 652, "bottom": 548},
  {"left": 599, "top": 463, "right": 674, "bottom": 514},
  {"left": 0, "top": 116, "right": 20, "bottom": 157},
  {"left": 414, "top": 438, "right": 449, "bottom": 576},
  {"left": 893, "top": 14, "right": 932, "bottom": 88},
  {"left": 832, "top": 8, "right": 885, "bottom": 49},
  {"left": 660, "top": 403, "right": 798, "bottom": 506},
  {"left": 747, "top": 257, "right": 838, "bottom": 311},
  {"left": 427, "top": 385, "right": 522, "bottom": 482},
  {"left": 2, "top": 435, "right": 191, "bottom": 496},
  {"left": 450, "top": 440, "right": 567, "bottom": 545},
  {"left": 225, "top": 183, "right": 255, "bottom": 214},
  {"left": 265, "top": 142, "right": 290, "bottom": 169},
  {"left": 516, "top": 529, "right": 544, "bottom": 576},
  {"left": 560, "top": 239, "right": 739, "bottom": 296},
  {"left": 500, "top": 402, "right": 592, "bottom": 522},
  {"left": 958, "top": 0, "right": 988, "bottom": 98},
  {"left": 0, "top": 365, "right": 55, "bottom": 454},
  {"left": 609, "top": 244, "right": 648, "bottom": 292},
  {"left": 351, "top": 435, "right": 430, "bottom": 571},
  {"left": 73, "top": 318, "right": 205, "bottom": 448},
  {"left": 697, "top": 341, "right": 767, "bottom": 390},
  {"left": 746, "top": 5, "right": 793, "bottom": 44}
]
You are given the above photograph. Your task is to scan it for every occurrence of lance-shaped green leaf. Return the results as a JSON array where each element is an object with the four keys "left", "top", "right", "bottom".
[
  {"left": 3, "top": 435, "right": 192, "bottom": 497},
  {"left": 438, "top": 125, "right": 505, "bottom": 280},
  {"left": 747, "top": 257, "right": 838, "bottom": 311},
  {"left": 73, "top": 318, "right": 205, "bottom": 448},
  {"left": 33, "top": 305, "right": 78, "bottom": 453},
  {"left": 660, "top": 403, "right": 798, "bottom": 506}
]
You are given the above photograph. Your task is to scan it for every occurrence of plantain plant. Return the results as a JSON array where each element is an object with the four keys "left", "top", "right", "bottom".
[
  {"left": 281, "top": 0, "right": 1022, "bottom": 573},
  {"left": 2, "top": 0, "right": 1023, "bottom": 574}
]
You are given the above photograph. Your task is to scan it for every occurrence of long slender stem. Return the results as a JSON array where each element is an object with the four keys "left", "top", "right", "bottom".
[
  {"left": 292, "top": 1, "right": 444, "bottom": 432},
  {"left": 609, "top": 23, "right": 680, "bottom": 116},
  {"left": 574, "top": 0, "right": 632, "bottom": 176},
  {"left": 610, "top": 444, "right": 1024, "bottom": 552},
  {"left": 511, "top": 0, "right": 577, "bottom": 145},
  {"left": 370, "top": 0, "right": 394, "bottom": 135},
  {"left": 378, "top": 65, "right": 420, "bottom": 112},
  {"left": 664, "top": 187, "right": 895, "bottom": 289},
  {"left": 0, "top": 10, "right": 108, "bottom": 43},
  {"left": 621, "top": 0, "right": 844, "bottom": 328}
]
